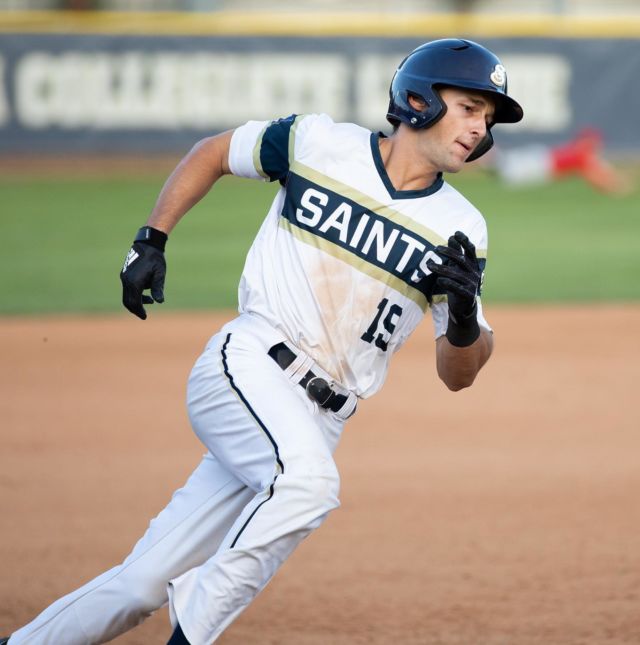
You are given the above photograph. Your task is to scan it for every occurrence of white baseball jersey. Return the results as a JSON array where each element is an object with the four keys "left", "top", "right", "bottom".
[{"left": 229, "top": 113, "right": 491, "bottom": 399}]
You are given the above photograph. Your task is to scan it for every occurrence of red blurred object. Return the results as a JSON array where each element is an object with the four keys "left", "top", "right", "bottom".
[{"left": 550, "top": 127, "right": 628, "bottom": 193}]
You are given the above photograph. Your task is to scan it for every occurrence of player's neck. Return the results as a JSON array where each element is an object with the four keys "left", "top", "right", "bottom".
[{"left": 378, "top": 133, "right": 440, "bottom": 192}]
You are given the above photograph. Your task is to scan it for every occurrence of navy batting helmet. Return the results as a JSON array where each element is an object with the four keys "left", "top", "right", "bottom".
[{"left": 386, "top": 38, "right": 523, "bottom": 161}]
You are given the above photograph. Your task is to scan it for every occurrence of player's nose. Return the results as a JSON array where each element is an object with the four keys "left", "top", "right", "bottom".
[{"left": 470, "top": 114, "right": 488, "bottom": 138}]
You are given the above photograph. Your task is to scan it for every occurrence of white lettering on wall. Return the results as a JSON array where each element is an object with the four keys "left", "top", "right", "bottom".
[
  {"left": 494, "top": 55, "right": 572, "bottom": 132},
  {"left": 0, "top": 56, "right": 9, "bottom": 126},
  {"left": 15, "top": 52, "right": 349, "bottom": 129},
  {"left": 353, "top": 54, "right": 399, "bottom": 129}
]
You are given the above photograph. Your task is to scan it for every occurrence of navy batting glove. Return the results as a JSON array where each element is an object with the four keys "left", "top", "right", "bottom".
[
  {"left": 427, "top": 231, "right": 482, "bottom": 347},
  {"left": 120, "top": 226, "right": 168, "bottom": 320}
]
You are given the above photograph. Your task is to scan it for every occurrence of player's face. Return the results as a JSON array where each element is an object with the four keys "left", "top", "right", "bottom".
[{"left": 417, "top": 87, "right": 496, "bottom": 173}]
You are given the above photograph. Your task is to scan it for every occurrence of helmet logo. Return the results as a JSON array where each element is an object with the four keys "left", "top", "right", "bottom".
[{"left": 490, "top": 64, "right": 506, "bottom": 88}]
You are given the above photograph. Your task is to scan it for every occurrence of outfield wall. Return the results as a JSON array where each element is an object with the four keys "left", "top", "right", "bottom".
[{"left": 0, "top": 12, "right": 639, "bottom": 154}]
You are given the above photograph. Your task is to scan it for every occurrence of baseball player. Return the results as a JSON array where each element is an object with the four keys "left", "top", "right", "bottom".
[{"left": 4, "top": 39, "right": 522, "bottom": 645}]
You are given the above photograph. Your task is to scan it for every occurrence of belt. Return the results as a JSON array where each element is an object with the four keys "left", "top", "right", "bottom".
[{"left": 268, "top": 342, "right": 356, "bottom": 417}]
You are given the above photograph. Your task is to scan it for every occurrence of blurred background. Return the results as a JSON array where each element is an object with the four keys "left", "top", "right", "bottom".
[{"left": 0, "top": 0, "right": 638, "bottom": 314}]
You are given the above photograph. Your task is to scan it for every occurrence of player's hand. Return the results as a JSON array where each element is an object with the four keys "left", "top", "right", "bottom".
[
  {"left": 120, "top": 226, "right": 168, "bottom": 320},
  {"left": 428, "top": 231, "right": 481, "bottom": 319},
  {"left": 427, "top": 231, "right": 482, "bottom": 347}
]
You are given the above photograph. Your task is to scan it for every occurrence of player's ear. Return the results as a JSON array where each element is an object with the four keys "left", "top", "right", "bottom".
[{"left": 407, "top": 93, "right": 428, "bottom": 113}]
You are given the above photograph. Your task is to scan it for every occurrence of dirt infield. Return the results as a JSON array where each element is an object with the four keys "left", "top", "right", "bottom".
[{"left": 1, "top": 305, "right": 639, "bottom": 645}]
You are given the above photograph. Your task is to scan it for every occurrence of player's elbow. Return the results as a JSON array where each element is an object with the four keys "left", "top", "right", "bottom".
[
  {"left": 436, "top": 354, "right": 480, "bottom": 391},
  {"left": 435, "top": 331, "right": 493, "bottom": 391},
  {"left": 440, "top": 372, "right": 476, "bottom": 391}
]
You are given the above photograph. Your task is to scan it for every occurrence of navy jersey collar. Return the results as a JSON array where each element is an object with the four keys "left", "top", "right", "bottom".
[{"left": 370, "top": 132, "right": 444, "bottom": 199}]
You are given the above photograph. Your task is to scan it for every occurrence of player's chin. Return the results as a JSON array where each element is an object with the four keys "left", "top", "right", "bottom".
[
  {"left": 443, "top": 157, "right": 466, "bottom": 173},
  {"left": 441, "top": 149, "right": 467, "bottom": 172}
]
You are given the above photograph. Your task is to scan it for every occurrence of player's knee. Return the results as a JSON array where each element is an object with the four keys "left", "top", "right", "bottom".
[
  {"left": 288, "top": 458, "right": 341, "bottom": 516},
  {"left": 112, "top": 568, "right": 167, "bottom": 616},
  {"left": 310, "top": 469, "right": 341, "bottom": 513},
  {"left": 123, "top": 587, "right": 163, "bottom": 621}
]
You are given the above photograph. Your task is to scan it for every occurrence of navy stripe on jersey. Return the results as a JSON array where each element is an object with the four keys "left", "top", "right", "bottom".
[
  {"left": 281, "top": 171, "right": 486, "bottom": 300},
  {"left": 260, "top": 114, "right": 297, "bottom": 182}
]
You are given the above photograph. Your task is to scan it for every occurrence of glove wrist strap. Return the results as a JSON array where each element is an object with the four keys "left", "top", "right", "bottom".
[
  {"left": 135, "top": 226, "right": 168, "bottom": 252},
  {"left": 446, "top": 302, "right": 481, "bottom": 348}
]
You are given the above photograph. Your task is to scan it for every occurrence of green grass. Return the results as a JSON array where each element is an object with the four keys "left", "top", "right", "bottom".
[
  {"left": 448, "top": 173, "right": 640, "bottom": 303},
  {"left": 1, "top": 171, "right": 638, "bottom": 315},
  {"left": 0, "top": 175, "right": 278, "bottom": 314}
]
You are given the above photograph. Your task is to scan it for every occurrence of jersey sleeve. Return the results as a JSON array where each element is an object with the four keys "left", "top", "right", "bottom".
[
  {"left": 227, "top": 119, "right": 271, "bottom": 179},
  {"left": 228, "top": 113, "right": 329, "bottom": 182},
  {"left": 430, "top": 217, "right": 492, "bottom": 338}
]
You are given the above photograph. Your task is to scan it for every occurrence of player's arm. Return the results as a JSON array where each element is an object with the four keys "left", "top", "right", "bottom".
[
  {"left": 146, "top": 130, "right": 234, "bottom": 235},
  {"left": 427, "top": 230, "right": 492, "bottom": 391},
  {"left": 435, "top": 328, "right": 493, "bottom": 391},
  {"left": 119, "top": 130, "right": 234, "bottom": 320}
]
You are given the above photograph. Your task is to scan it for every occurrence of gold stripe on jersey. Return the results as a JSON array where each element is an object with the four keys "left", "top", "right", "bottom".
[
  {"left": 290, "top": 160, "right": 488, "bottom": 259},
  {"left": 288, "top": 115, "right": 304, "bottom": 165},
  {"left": 279, "top": 217, "right": 430, "bottom": 312},
  {"left": 252, "top": 122, "right": 270, "bottom": 180}
]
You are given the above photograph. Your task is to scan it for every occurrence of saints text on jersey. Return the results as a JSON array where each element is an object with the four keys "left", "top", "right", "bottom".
[{"left": 280, "top": 164, "right": 487, "bottom": 310}]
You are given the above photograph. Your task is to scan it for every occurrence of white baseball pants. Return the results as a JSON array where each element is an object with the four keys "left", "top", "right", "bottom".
[{"left": 10, "top": 313, "right": 346, "bottom": 644}]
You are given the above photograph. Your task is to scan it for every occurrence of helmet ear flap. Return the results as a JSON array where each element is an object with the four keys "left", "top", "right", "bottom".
[
  {"left": 466, "top": 130, "right": 494, "bottom": 162},
  {"left": 386, "top": 86, "right": 447, "bottom": 130}
]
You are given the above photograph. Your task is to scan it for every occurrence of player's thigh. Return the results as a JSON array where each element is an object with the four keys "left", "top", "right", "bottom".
[{"left": 188, "top": 329, "right": 337, "bottom": 491}]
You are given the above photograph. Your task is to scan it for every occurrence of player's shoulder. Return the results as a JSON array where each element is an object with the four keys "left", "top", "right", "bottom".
[
  {"left": 236, "top": 112, "right": 369, "bottom": 154},
  {"left": 229, "top": 113, "right": 370, "bottom": 182},
  {"left": 268, "top": 114, "right": 369, "bottom": 173},
  {"left": 294, "top": 113, "right": 370, "bottom": 146}
]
